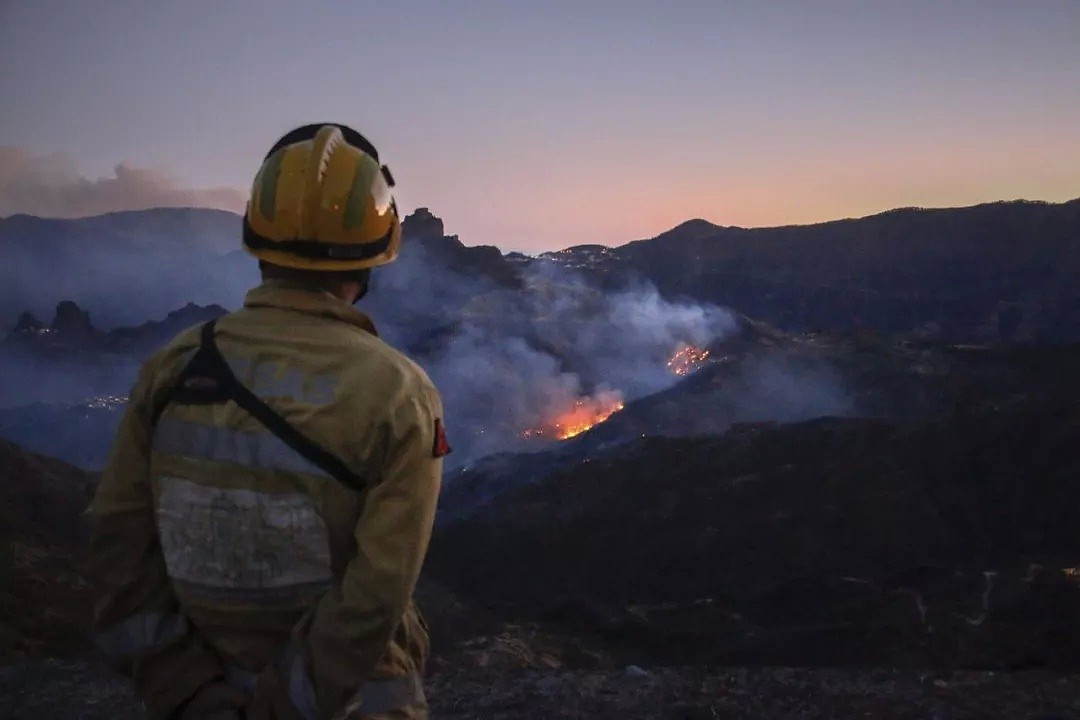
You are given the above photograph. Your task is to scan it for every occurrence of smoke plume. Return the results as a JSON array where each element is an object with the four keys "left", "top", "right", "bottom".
[
  {"left": 0, "top": 146, "right": 246, "bottom": 218},
  {"left": 367, "top": 244, "right": 739, "bottom": 463}
]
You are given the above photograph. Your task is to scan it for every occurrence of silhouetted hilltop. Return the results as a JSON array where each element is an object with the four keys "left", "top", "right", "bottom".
[
  {"left": 0, "top": 207, "right": 253, "bottom": 328},
  {"left": 5, "top": 300, "right": 226, "bottom": 357},
  {"left": 402, "top": 207, "right": 522, "bottom": 288},
  {"left": 105, "top": 302, "right": 228, "bottom": 355},
  {"left": 608, "top": 199, "right": 1080, "bottom": 343},
  {"left": 0, "top": 207, "right": 240, "bottom": 254}
]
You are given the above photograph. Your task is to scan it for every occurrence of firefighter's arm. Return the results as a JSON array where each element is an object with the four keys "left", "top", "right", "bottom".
[
  {"left": 295, "top": 382, "right": 444, "bottom": 719},
  {"left": 88, "top": 362, "right": 230, "bottom": 719}
]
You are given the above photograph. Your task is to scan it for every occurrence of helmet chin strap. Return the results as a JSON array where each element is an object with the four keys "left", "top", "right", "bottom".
[
  {"left": 352, "top": 284, "right": 369, "bottom": 304},
  {"left": 351, "top": 268, "right": 372, "bottom": 304}
]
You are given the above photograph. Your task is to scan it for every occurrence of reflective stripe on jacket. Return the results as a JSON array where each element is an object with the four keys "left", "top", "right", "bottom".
[{"left": 89, "top": 280, "right": 443, "bottom": 719}]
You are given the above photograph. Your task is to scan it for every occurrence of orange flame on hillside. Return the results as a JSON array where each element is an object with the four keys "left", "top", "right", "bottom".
[
  {"left": 667, "top": 344, "right": 711, "bottom": 376},
  {"left": 523, "top": 390, "right": 625, "bottom": 440}
]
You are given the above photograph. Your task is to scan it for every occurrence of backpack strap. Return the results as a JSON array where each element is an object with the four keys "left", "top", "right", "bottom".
[{"left": 152, "top": 319, "right": 364, "bottom": 492}]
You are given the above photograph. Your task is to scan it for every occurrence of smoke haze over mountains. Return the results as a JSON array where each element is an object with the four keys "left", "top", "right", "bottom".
[
  {"left": 368, "top": 241, "right": 740, "bottom": 461},
  {"left": 0, "top": 227, "right": 748, "bottom": 466},
  {"left": 0, "top": 208, "right": 255, "bottom": 328},
  {"left": 3, "top": 199, "right": 1077, "bottom": 469}
]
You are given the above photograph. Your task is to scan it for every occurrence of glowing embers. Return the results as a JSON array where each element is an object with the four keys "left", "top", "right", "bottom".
[
  {"left": 667, "top": 344, "right": 711, "bottom": 376},
  {"left": 523, "top": 389, "right": 625, "bottom": 441}
]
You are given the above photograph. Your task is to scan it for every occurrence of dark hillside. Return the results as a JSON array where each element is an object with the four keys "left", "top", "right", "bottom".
[
  {"left": 0, "top": 440, "right": 95, "bottom": 661},
  {"left": 611, "top": 199, "right": 1080, "bottom": 343},
  {"left": 430, "top": 349, "right": 1080, "bottom": 669}
]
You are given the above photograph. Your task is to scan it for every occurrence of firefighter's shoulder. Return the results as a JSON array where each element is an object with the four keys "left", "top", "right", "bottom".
[
  {"left": 127, "top": 320, "right": 208, "bottom": 405},
  {"left": 340, "top": 329, "right": 441, "bottom": 405}
]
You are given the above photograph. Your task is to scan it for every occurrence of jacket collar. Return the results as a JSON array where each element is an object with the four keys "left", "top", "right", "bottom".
[{"left": 243, "top": 280, "right": 379, "bottom": 336}]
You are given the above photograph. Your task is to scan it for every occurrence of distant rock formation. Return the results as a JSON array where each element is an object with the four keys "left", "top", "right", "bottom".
[
  {"left": 50, "top": 301, "right": 99, "bottom": 342},
  {"left": 5, "top": 301, "right": 104, "bottom": 349},
  {"left": 11, "top": 311, "right": 45, "bottom": 337},
  {"left": 403, "top": 207, "right": 446, "bottom": 240},
  {"left": 5, "top": 300, "right": 227, "bottom": 358},
  {"left": 400, "top": 208, "right": 522, "bottom": 289}
]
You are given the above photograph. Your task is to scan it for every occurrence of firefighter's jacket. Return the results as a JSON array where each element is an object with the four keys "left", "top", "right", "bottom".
[{"left": 88, "top": 280, "right": 445, "bottom": 719}]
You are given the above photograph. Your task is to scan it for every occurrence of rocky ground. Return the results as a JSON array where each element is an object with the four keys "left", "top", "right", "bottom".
[
  {"left": 1, "top": 659, "right": 1077, "bottom": 719},
  {"left": 0, "top": 440, "right": 95, "bottom": 662},
  {"left": 426, "top": 665, "right": 1080, "bottom": 720}
]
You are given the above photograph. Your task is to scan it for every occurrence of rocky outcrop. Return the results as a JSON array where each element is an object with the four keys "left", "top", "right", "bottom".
[
  {"left": 6, "top": 301, "right": 103, "bottom": 350},
  {"left": 10, "top": 311, "right": 45, "bottom": 337},
  {"left": 400, "top": 208, "right": 522, "bottom": 289},
  {"left": 5, "top": 301, "right": 227, "bottom": 359},
  {"left": 402, "top": 207, "right": 445, "bottom": 240},
  {"left": 50, "top": 301, "right": 97, "bottom": 339}
]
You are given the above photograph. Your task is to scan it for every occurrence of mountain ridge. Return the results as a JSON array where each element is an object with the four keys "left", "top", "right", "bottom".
[{"left": 6, "top": 196, "right": 1077, "bottom": 251}]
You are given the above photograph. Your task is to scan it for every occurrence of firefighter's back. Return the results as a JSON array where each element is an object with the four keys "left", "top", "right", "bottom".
[{"left": 146, "top": 282, "right": 438, "bottom": 676}]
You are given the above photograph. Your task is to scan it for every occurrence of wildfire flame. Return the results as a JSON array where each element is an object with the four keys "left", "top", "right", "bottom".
[
  {"left": 521, "top": 346, "right": 709, "bottom": 442},
  {"left": 667, "top": 344, "right": 711, "bottom": 376},
  {"left": 523, "top": 390, "right": 625, "bottom": 441}
]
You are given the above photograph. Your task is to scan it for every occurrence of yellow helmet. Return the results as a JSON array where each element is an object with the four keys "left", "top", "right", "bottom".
[{"left": 243, "top": 123, "right": 402, "bottom": 271}]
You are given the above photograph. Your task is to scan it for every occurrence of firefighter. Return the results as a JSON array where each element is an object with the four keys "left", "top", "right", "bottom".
[{"left": 88, "top": 124, "right": 449, "bottom": 719}]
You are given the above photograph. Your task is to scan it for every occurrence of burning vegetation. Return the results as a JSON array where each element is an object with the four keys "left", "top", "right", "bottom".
[
  {"left": 522, "top": 345, "right": 712, "bottom": 443},
  {"left": 523, "top": 390, "right": 625, "bottom": 441},
  {"left": 667, "top": 344, "right": 711, "bottom": 376}
]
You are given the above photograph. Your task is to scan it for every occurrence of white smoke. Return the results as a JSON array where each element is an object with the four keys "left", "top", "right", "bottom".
[{"left": 368, "top": 247, "right": 738, "bottom": 463}]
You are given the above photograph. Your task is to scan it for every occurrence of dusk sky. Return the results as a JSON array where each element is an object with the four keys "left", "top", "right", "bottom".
[{"left": 2, "top": 0, "right": 1078, "bottom": 252}]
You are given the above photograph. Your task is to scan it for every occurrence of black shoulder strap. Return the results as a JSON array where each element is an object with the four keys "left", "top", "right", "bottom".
[{"left": 154, "top": 320, "right": 364, "bottom": 491}]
